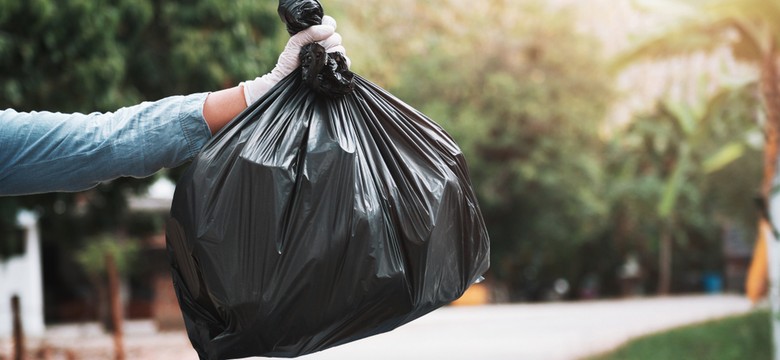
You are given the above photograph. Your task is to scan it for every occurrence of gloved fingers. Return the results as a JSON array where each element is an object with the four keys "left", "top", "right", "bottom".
[
  {"left": 321, "top": 15, "right": 337, "bottom": 29},
  {"left": 287, "top": 24, "right": 335, "bottom": 48},
  {"left": 319, "top": 31, "right": 350, "bottom": 68},
  {"left": 319, "top": 32, "right": 343, "bottom": 52},
  {"left": 326, "top": 45, "right": 346, "bottom": 55},
  {"left": 243, "top": 16, "right": 346, "bottom": 105}
]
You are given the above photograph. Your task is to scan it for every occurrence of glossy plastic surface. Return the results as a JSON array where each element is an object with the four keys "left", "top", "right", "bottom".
[
  {"left": 168, "top": 1, "right": 489, "bottom": 358},
  {"left": 167, "top": 70, "right": 490, "bottom": 359},
  {"left": 278, "top": 0, "right": 324, "bottom": 35}
]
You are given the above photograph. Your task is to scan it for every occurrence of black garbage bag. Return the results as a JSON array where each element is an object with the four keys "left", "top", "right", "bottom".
[
  {"left": 278, "top": 0, "right": 324, "bottom": 35},
  {"left": 166, "top": 1, "right": 489, "bottom": 359}
]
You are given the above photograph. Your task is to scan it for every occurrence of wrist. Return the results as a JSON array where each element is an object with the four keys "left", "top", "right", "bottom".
[{"left": 203, "top": 86, "right": 247, "bottom": 134}]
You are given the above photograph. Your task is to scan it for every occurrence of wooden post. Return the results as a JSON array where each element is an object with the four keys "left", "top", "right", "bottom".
[
  {"left": 657, "top": 227, "right": 672, "bottom": 295},
  {"left": 106, "top": 254, "right": 125, "bottom": 360},
  {"left": 11, "top": 295, "right": 25, "bottom": 360}
]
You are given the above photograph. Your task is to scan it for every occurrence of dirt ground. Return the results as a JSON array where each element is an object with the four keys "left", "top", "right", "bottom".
[{"left": 0, "top": 321, "right": 198, "bottom": 360}]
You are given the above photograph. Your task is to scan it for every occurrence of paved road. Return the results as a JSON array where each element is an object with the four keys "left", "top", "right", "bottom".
[
  {"left": 296, "top": 295, "right": 753, "bottom": 360},
  {"left": 2, "top": 295, "right": 753, "bottom": 360}
]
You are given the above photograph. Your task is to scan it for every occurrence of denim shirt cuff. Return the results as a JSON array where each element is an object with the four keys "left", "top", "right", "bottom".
[{"left": 178, "top": 92, "right": 212, "bottom": 161}]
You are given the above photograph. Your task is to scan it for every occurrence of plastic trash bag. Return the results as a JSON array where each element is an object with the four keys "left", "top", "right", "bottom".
[{"left": 166, "top": 1, "right": 489, "bottom": 359}]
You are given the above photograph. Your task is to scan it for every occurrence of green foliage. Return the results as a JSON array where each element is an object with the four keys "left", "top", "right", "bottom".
[
  {"left": 397, "top": 5, "right": 613, "bottom": 299},
  {"left": 127, "top": 0, "right": 280, "bottom": 102},
  {"left": 0, "top": 0, "right": 133, "bottom": 111},
  {"left": 589, "top": 310, "right": 772, "bottom": 360},
  {"left": 75, "top": 234, "right": 139, "bottom": 277},
  {"left": 605, "top": 86, "right": 761, "bottom": 291},
  {"left": 0, "top": 0, "right": 280, "bottom": 112},
  {"left": 611, "top": 0, "right": 777, "bottom": 296}
]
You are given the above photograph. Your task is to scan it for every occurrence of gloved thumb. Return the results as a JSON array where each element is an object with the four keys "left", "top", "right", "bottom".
[
  {"left": 288, "top": 24, "right": 335, "bottom": 48},
  {"left": 321, "top": 15, "right": 337, "bottom": 29}
]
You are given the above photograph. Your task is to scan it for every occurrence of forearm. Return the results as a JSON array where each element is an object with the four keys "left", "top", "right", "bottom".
[
  {"left": 0, "top": 93, "right": 211, "bottom": 195},
  {"left": 0, "top": 16, "right": 343, "bottom": 196},
  {"left": 203, "top": 86, "right": 248, "bottom": 134}
]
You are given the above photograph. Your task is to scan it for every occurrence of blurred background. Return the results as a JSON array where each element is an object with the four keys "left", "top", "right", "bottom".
[{"left": 0, "top": 0, "right": 776, "bottom": 358}]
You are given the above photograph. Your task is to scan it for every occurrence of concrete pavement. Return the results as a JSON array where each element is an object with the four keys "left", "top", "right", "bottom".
[
  {"left": 0, "top": 295, "right": 754, "bottom": 359},
  {"left": 296, "top": 295, "right": 753, "bottom": 360}
]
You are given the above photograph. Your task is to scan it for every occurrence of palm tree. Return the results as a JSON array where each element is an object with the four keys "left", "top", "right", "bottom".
[
  {"left": 617, "top": 0, "right": 779, "bottom": 198},
  {"left": 616, "top": 0, "right": 779, "bottom": 356},
  {"left": 614, "top": 85, "right": 754, "bottom": 295}
]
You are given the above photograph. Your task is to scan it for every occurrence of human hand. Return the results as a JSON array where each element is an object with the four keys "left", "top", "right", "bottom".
[
  {"left": 241, "top": 16, "right": 350, "bottom": 105},
  {"left": 318, "top": 16, "right": 351, "bottom": 68}
]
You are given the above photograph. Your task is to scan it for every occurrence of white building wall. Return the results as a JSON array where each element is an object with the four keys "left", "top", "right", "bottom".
[
  {"left": 0, "top": 210, "right": 45, "bottom": 337},
  {"left": 769, "top": 183, "right": 780, "bottom": 360}
]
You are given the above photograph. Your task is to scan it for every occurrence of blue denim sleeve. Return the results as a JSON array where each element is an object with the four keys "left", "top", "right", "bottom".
[{"left": 0, "top": 93, "right": 211, "bottom": 195}]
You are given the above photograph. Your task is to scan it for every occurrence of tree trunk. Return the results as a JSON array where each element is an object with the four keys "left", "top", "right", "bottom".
[
  {"left": 12, "top": 295, "right": 25, "bottom": 360},
  {"left": 761, "top": 45, "right": 780, "bottom": 198},
  {"left": 106, "top": 254, "right": 125, "bottom": 360},
  {"left": 759, "top": 43, "right": 780, "bottom": 360},
  {"left": 658, "top": 226, "right": 672, "bottom": 295}
]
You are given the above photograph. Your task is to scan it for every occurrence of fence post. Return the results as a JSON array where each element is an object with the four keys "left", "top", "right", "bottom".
[
  {"left": 106, "top": 254, "right": 125, "bottom": 360},
  {"left": 11, "top": 295, "right": 25, "bottom": 360}
]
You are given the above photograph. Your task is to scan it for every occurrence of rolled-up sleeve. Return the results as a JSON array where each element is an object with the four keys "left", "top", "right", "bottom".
[{"left": 0, "top": 93, "right": 211, "bottom": 196}]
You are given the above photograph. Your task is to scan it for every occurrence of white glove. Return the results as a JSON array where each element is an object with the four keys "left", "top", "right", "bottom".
[
  {"left": 318, "top": 16, "right": 351, "bottom": 68},
  {"left": 241, "top": 15, "right": 350, "bottom": 106}
]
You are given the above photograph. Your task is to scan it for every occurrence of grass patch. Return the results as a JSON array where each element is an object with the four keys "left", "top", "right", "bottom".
[{"left": 587, "top": 309, "right": 772, "bottom": 360}]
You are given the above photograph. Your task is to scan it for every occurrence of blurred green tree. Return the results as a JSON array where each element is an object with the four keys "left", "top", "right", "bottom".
[
  {"left": 75, "top": 233, "right": 139, "bottom": 330},
  {"left": 615, "top": 0, "right": 780, "bottom": 228},
  {"left": 76, "top": 234, "right": 139, "bottom": 277},
  {"left": 0, "top": 0, "right": 279, "bottom": 112},
  {"left": 400, "top": 5, "right": 614, "bottom": 301},
  {"left": 616, "top": 0, "right": 780, "bottom": 197},
  {"left": 615, "top": 1, "right": 778, "bottom": 348},
  {"left": 606, "top": 85, "right": 761, "bottom": 294}
]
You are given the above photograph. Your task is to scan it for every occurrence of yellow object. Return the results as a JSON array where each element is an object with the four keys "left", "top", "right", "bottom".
[
  {"left": 746, "top": 221, "right": 769, "bottom": 303},
  {"left": 451, "top": 283, "right": 490, "bottom": 306}
]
